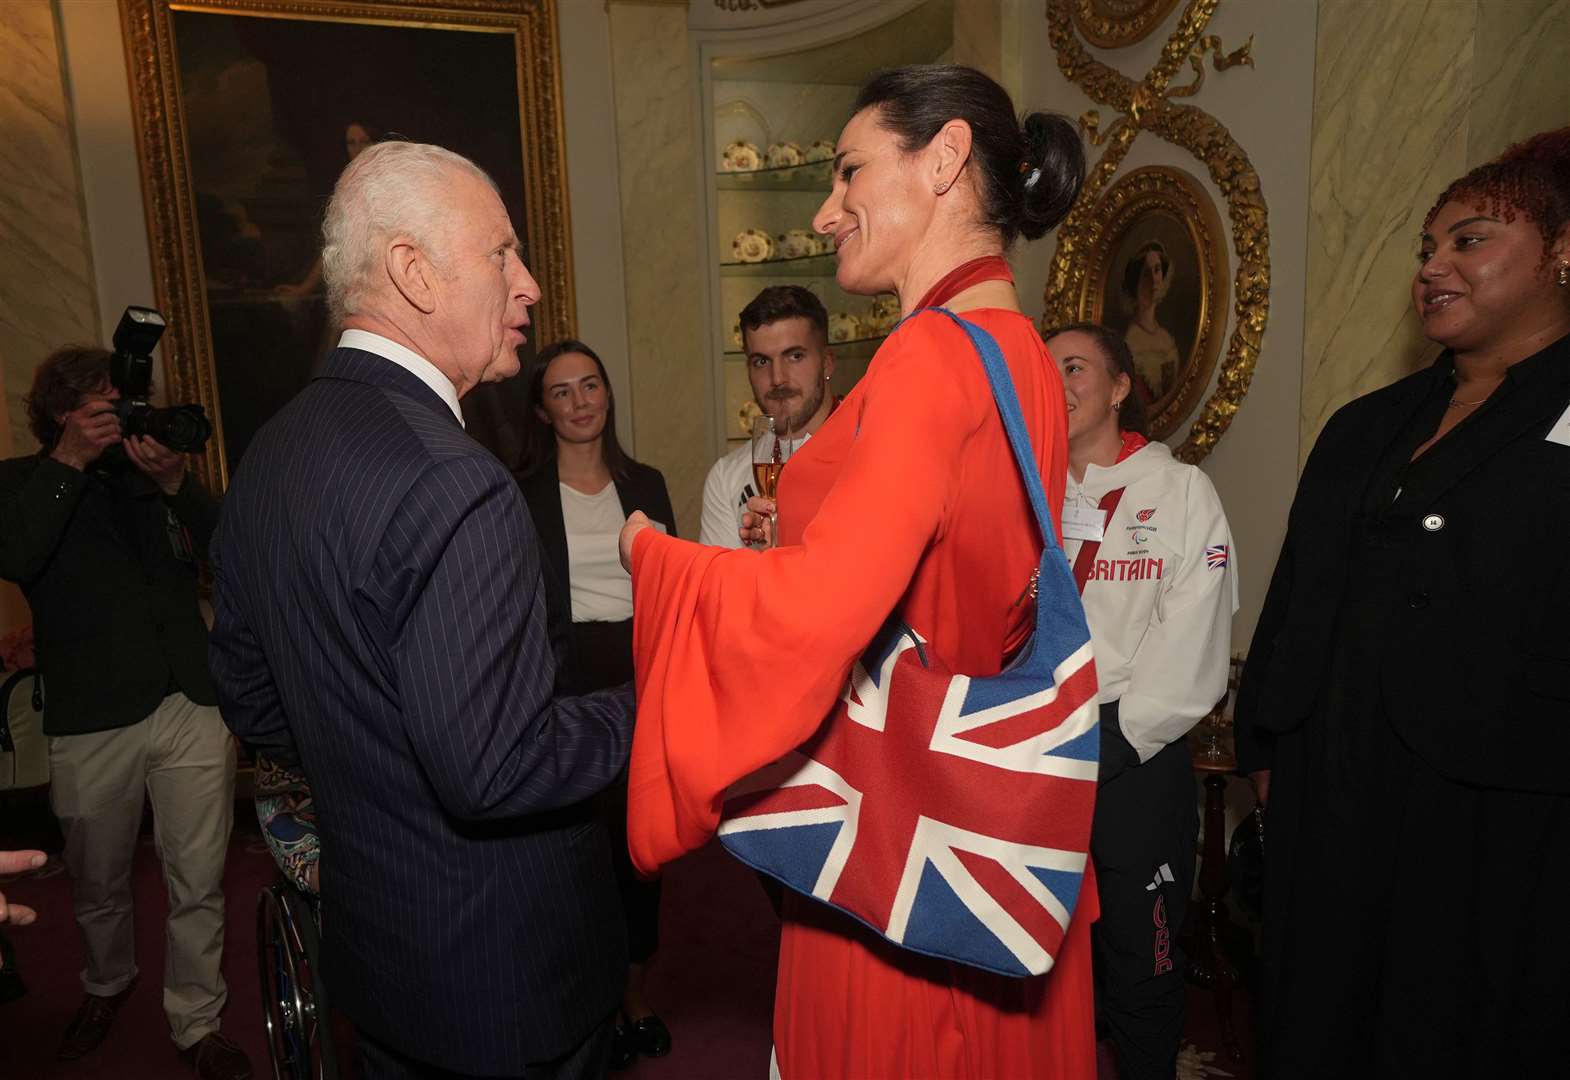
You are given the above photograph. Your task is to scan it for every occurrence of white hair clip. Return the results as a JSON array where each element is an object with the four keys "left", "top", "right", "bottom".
[{"left": 1024, "top": 167, "right": 1042, "bottom": 191}]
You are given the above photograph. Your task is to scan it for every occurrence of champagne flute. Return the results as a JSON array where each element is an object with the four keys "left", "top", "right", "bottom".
[{"left": 750, "top": 414, "right": 795, "bottom": 547}]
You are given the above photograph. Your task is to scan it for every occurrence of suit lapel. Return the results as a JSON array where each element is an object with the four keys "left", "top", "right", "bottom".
[{"left": 1400, "top": 337, "right": 1570, "bottom": 507}]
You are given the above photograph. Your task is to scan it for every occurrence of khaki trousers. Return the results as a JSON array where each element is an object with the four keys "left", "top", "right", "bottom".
[{"left": 48, "top": 692, "right": 236, "bottom": 1049}]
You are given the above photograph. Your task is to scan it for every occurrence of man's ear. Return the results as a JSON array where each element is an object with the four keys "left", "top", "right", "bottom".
[
  {"left": 822, "top": 347, "right": 836, "bottom": 381},
  {"left": 386, "top": 237, "right": 437, "bottom": 314}
]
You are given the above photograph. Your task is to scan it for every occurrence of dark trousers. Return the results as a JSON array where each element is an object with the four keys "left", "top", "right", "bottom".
[
  {"left": 357, "top": 1013, "right": 614, "bottom": 1080},
  {"left": 1091, "top": 719, "right": 1197, "bottom": 1080},
  {"left": 562, "top": 620, "right": 661, "bottom": 965}
]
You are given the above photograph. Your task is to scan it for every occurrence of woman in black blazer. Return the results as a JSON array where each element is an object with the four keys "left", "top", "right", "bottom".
[
  {"left": 514, "top": 340, "right": 675, "bottom": 1068},
  {"left": 1235, "top": 129, "right": 1570, "bottom": 1077}
]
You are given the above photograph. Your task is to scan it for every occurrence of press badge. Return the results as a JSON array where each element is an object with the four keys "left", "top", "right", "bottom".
[
  {"left": 1062, "top": 503, "right": 1107, "bottom": 542},
  {"left": 1547, "top": 400, "right": 1570, "bottom": 447}
]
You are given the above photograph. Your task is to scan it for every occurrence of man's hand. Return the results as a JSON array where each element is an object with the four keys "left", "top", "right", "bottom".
[
  {"left": 619, "top": 511, "right": 653, "bottom": 573},
  {"left": 49, "top": 395, "right": 121, "bottom": 471},
  {"left": 123, "top": 435, "right": 186, "bottom": 496},
  {"left": 739, "top": 495, "right": 776, "bottom": 548},
  {"left": 0, "top": 850, "right": 46, "bottom": 926}
]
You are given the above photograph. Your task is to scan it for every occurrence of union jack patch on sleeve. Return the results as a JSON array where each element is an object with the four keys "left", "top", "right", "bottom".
[{"left": 1205, "top": 544, "right": 1229, "bottom": 570}]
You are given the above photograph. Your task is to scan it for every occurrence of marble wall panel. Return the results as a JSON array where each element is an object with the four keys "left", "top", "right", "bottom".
[
  {"left": 0, "top": 0, "right": 100, "bottom": 457},
  {"left": 1300, "top": 0, "right": 1474, "bottom": 459},
  {"left": 1469, "top": 0, "right": 1570, "bottom": 163},
  {"left": 607, "top": 3, "right": 709, "bottom": 534},
  {"left": 1301, "top": 0, "right": 1570, "bottom": 461}
]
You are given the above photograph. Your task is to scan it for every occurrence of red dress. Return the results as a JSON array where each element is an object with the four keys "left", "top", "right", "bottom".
[{"left": 628, "top": 308, "right": 1098, "bottom": 1078}]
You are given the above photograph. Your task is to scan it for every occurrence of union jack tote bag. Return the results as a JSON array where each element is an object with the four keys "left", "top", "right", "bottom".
[{"left": 718, "top": 309, "right": 1100, "bottom": 977}]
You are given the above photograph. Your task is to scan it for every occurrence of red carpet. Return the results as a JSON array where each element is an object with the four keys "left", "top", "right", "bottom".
[{"left": 1, "top": 808, "right": 1250, "bottom": 1079}]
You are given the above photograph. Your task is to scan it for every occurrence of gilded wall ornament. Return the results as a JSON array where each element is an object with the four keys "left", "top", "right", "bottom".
[
  {"left": 1044, "top": 0, "right": 1269, "bottom": 463},
  {"left": 1070, "top": 0, "right": 1184, "bottom": 49}
]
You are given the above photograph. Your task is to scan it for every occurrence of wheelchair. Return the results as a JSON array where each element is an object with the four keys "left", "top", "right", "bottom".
[{"left": 256, "top": 878, "right": 339, "bottom": 1079}]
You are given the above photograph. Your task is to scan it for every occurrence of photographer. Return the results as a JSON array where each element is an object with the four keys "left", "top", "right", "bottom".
[{"left": 0, "top": 344, "right": 251, "bottom": 1079}]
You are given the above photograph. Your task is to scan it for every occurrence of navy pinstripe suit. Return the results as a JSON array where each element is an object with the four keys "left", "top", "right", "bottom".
[{"left": 209, "top": 347, "right": 633, "bottom": 1075}]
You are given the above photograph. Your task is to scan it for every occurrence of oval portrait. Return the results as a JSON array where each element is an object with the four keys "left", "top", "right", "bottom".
[{"left": 1079, "top": 166, "right": 1228, "bottom": 440}]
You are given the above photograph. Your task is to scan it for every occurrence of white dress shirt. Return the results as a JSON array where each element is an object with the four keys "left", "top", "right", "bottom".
[{"left": 338, "top": 328, "right": 464, "bottom": 427}]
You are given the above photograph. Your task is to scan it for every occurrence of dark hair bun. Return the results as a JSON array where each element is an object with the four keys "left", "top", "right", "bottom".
[{"left": 1016, "top": 112, "right": 1085, "bottom": 240}]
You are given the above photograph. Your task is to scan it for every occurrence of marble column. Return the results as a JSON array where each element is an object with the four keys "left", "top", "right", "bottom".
[
  {"left": 1300, "top": 0, "right": 1570, "bottom": 462},
  {"left": 0, "top": 0, "right": 100, "bottom": 457},
  {"left": 607, "top": 0, "right": 708, "bottom": 535},
  {"left": 0, "top": 0, "right": 101, "bottom": 631}
]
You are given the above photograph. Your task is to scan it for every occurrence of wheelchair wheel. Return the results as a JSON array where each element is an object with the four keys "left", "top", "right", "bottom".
[{"left": 256, "top": 882, "right": 338, "bottom": 1079}]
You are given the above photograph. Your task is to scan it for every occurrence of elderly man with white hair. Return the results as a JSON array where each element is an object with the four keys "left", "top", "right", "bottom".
[{"left": 209, "top": 141, "right": 636, "bottom": 1079}]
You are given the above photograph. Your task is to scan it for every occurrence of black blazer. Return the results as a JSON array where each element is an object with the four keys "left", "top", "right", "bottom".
[
  {"left": 208, "top": 348, "right": 634, "bottom": 1073},
  {"left": 1235, "top": 335, "right": 1570, "bottom": 794},
  {"left": 513, "top": 456, "right": 676, "bottom": 635},
  {"left": 0, "top": 454, "right": 220, "bottom": 734}
]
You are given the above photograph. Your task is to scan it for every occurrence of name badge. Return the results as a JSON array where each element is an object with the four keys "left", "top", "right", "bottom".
[
  {"left": 1547, "top": 401, "right": 1570, "bottom": 447},
  {"left": 1062, "top": 503, "right": 1106, "bottom": 542}
]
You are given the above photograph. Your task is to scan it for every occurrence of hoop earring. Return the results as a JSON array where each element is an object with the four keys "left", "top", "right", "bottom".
[
  {"left": 1558, "top": 262, "right": 1570, "bottom": 287},
  {"left": 1111, "top": 401, "right": 1122, "bottom": 412}
]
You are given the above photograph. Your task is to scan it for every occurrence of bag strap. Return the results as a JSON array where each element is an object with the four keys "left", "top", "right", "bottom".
[{"left": 904, "top": 308, "right": 1063, "bottom": 556}]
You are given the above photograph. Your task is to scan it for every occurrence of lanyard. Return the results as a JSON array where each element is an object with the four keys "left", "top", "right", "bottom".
[{"left": 1070, "top": 486, "right": 1126, "bottom": 595}]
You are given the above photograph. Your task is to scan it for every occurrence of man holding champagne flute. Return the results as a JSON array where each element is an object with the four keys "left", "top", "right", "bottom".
[{"left": 699, "top": 286, "right": 839, "bottom": 546}]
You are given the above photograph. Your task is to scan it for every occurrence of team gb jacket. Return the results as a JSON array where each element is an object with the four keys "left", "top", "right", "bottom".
[{"left": 1063, "top": 439, "right": 1238, "bottom": 763}]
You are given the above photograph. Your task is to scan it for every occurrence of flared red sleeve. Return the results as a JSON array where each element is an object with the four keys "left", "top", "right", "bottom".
[{"left": 626, "top": 319, "right": 990, "bottom": 874}]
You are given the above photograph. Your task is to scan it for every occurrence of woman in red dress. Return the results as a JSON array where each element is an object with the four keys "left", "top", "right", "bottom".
[{"left": 618, "top": 66, "right": 1094, "bottom": 1078}]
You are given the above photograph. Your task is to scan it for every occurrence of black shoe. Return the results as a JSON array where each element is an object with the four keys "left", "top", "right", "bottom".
[
  {"left": 609, "top": 1024, "right": 637, "bottom": 1071},
  {"left": 58, "top": 985, "right": 133, "bottom": 1060},
  {"left": 627, "top": 1014, "right": 672, "bottom": 1059}
]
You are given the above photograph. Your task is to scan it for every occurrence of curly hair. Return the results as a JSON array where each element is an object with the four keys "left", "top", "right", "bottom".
[
  {"left": 1424, "top": 127, "right": 1570, "bottom": 262},
  {"left": 25, "top": 346, "right": 111, "bottom": 451}
]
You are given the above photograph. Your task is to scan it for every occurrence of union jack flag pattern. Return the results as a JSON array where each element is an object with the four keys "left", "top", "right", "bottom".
[
  {"left": 718, "top": 309, "right": 1100, "bottom": 979},
  {"left": 1205, "top": 544, "right": 1230, "bottom": 570}
]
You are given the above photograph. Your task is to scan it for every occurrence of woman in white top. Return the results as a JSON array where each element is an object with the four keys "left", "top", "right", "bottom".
[
  {"left": 1044, "top": 322, "right": 1237, "bottom": 1080},
  {"left": 514, "top": 339, "right": 676, "bottom": 1069}
]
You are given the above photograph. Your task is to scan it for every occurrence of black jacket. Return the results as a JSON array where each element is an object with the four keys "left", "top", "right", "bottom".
[
  {"left": 1235, "top": 334, "right": 1570, "bottom": 794},
  {"left": 513, "top": 456, "right": 676, "bottom": 636},
  {"left": 0, "top": 453, "right": 220, "bottom": 734},
  {"left": 209, "top": 348, "right": 634, "bottom": 1072}
]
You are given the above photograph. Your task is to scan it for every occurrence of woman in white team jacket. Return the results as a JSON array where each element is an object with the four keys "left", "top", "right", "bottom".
[{"left": 1045, "top": 323, "right": 1238, "bottom": 1080}]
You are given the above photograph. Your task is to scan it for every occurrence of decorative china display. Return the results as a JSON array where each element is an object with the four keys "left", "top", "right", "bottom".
[
  {"left": 766, "top": 141, "right": 805, "bottom": 168},
  {"left": 827, "top": 312, "right": 861, "bottom": 343},
  {"left": 731, "top": 320, "right": 744, "bottom": 349},
  {"left": 812, "top": 233, "right": 836, "bottom": 256},
  {"left": 864, "top": 294, "right": 900, "bottom": 335},
  {"left": 805, "top": 139, "right": 836, "bottom": 163},
  {"left": 776, "top": 228, "right": 817, "bottom": 260},
  {"left": 721, "top": 140, "right": 763, "bottom": 172},
  {"left": 731, "top": 228, "right": 775, "bottom": 263}
]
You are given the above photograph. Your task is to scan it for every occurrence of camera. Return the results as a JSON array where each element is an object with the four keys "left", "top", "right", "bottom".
[{"left": 109, "top": 306, "right": 212, "bottom": 454}]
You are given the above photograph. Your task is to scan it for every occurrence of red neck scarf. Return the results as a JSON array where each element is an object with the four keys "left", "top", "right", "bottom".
[{"left": 913, "top": 255, "right": 1014, "bottom": 310}]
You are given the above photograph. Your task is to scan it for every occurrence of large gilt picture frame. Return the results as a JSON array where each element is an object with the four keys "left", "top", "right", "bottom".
[
  {"left": 1077, "top": 166, "right": 1228, "bottom": 440},
  {"left": 120, "top": 0, "right": 573, "bottom": 490}
]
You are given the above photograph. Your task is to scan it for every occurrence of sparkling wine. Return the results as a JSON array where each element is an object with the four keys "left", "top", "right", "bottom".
[{"left": 753, "top": 460, "right": 782, "bottom": 500}]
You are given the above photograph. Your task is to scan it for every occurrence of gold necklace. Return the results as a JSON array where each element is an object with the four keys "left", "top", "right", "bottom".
[{"left": 1447, "top": 396, "right": 1486, "bottom": 408}]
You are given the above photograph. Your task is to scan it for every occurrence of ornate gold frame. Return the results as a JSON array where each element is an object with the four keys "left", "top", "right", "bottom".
[
  {"left": 1043, "top": 0, "right": 1268, "bottom": 463},
  {"left": 1070, "top": 0, "right": 1183, "bottom": 49},
  {"left": 118, "top": 0, "right": 574, "bottom": 491},
  {"left": 1077, "top": 166, "right": 1229, "bottom": 439}
]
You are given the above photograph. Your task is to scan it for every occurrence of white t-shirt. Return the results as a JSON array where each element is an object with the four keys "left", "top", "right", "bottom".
[
  {"left": 1063, "top": 440, "right": 1238, "bottom": 762},
  {"left": 560, "top": 482, "right": 634, "bottom": 623},
  {"left": 698, "top": 432, "right": 815, "bottom": 548}
]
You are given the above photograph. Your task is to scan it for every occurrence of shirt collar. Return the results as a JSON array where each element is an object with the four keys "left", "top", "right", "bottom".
[{"left": 338, "top": 329, "right": 465, "bottom": 427}]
